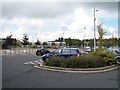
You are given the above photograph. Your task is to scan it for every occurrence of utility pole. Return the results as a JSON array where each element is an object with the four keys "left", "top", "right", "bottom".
[
  {"left": 94, "top": 9, "right": 98, "bottom": 52},
  {"left": 84, "top": 27, "right": 86, "bottom": 52}
]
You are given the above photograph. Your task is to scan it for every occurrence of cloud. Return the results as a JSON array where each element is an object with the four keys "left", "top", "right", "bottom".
[
  {"left": 2, "top": 2, "right": 118, "bottom": 19},
  {"left": 2, "top": 2, "right": 74, "bottom": 18},
  {"left": 1, "top": 2, "right": 118, "bottom": 42},
  {"left": 1, "top": 17, "right": 44, "bottom": 40}
]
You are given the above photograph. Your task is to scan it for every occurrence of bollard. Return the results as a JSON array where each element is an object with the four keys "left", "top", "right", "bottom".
[
  {"left": 10, "top": 49, "right": 11, "bottom": 55},
  {"left": 14, "top": 48, "right": 16, "bottom": 54},
  {"left": 4, "top": 50, "right": 6, "bottom": 55}
]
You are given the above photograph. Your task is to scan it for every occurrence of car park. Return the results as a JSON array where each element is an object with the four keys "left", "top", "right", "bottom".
[
  {"left": 42, "top": 48, "right": 81, "bottom": 61},
  {"left": 36, "top": 48, "right": 50, "bottom": 56}
]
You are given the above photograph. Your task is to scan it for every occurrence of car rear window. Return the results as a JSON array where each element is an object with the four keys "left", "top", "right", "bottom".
[
  {"left": 62, "top": 49, "right": 71, "bottom": 54},
  {"left": 71, "top": 49, "right": 77, "bottom": 54}
]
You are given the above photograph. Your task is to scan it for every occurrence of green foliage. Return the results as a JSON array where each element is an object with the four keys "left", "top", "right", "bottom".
[
  {"left": 97, "top": 23, "right": 106, "bottom": 49},
  {"left": 42, "top": 42, "right": 48, "bottom": 45},
  {"left": 35, "top": 39, "right": 41, "bottom": 45},
  {"left": 2, "top": 34, "right": 17, "bottom": 49},
  {"left": 55, "top": 37, "right": 118, "bottom": 48},
  {"left": 45, "top": 57, "right": 64, "bottom": 67},
  {"left": 22, "top": 34, "right": 29, "bottom": 45},
  {"left": 28, "top": 45, "right": 37, "bottom": 48},
  {"left": 83, "top": 54, "right": 106, "bottom": 68},
  {"left": 92, "top": 49, "right": 116, "bottom": 65}
]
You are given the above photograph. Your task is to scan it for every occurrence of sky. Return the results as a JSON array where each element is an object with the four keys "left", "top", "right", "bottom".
[{"left": 1, "top": 0, "right": 119, "bottom": 42}]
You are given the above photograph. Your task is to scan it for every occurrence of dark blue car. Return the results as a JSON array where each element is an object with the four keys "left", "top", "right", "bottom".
[{"left": 42, "top": 48, "right": 81, "bottom": 62}]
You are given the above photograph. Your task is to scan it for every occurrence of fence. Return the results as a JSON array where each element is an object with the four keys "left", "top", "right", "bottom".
[{"left": 1, "top": 48, "right": 37, "bottom": 56}]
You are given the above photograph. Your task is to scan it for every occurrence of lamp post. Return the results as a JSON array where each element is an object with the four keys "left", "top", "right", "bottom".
[
  {"left": 63, "top": 33, "right": 64, "bottom": 47},
  {"left": 84, "top": 27, "right": 86, "bottom": 52},
  {"left": 32, "top": 37, "right": 33, "bottom": 46},
  {"left": 94, "top": 9, "right": 98, "bottom": 52}
]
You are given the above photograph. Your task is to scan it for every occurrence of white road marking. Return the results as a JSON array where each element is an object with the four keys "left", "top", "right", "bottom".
[{"left": 24, "top": 59, "right": 43, "bottom": 66}]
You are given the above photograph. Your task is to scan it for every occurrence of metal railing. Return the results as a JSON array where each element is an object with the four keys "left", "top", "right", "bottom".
[{"left": 1, "top": 48, "right": 37, "bottom": 56}]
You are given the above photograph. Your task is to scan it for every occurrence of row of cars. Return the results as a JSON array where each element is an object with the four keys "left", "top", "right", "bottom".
[{"left": 36, "top": 47, "right": 120, "bottom": 63}]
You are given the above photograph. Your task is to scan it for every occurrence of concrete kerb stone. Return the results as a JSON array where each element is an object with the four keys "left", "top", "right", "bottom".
[{"left": 34, "top": 64, "right": 119, "bottom": 73}]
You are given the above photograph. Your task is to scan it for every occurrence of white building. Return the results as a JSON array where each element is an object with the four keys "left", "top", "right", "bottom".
[{"left": 48, "top": 41, "right": 66, "bottom": 46}]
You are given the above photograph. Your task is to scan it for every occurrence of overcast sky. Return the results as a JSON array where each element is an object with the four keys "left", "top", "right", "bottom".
[{"left": 1, "top": 1, "right": 119, "bottom": 42}]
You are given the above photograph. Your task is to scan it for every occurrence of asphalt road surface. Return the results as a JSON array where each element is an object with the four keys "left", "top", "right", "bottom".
[{"left": 2, "top": 54, "right": 120, "bottom": 88}]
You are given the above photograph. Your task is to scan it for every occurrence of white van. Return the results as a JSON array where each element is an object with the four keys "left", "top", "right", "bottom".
[{"left": 85, "top": 46, "right": 91, "bottom": 52}]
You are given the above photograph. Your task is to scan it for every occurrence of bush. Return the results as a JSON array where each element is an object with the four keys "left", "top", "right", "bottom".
[
  {"left": 92, "top": 49, "right": 116, "bottom": 66},
  {"left": 45, "top": 57, "right": 63, "bottom": 67},
  {"left": 82, "top": 54, "right": 106, "bottom": 68}
]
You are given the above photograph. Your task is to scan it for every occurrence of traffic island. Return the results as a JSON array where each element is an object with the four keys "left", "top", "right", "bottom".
[{"left": 34, "top": 64, "right": 119, "bottom": 73}]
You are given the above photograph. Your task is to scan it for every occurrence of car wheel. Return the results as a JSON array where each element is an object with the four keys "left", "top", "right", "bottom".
[{"left": 43, "top": 57, "right": 49, "bottom": 62}]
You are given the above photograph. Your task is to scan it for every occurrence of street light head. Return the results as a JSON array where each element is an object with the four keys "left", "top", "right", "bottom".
[{"left": 96, "top": 10, "right": 98, "bottom": 12}]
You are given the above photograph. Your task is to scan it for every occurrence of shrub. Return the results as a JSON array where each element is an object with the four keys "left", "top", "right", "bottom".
[
  {"left": 65, "top": 57, "right": 82, "bottom": 68},
  {"left": 45, "top": 56, "right": 64, "bottom": 67},
  {"left": 92, "top": 49, "right": 116, "bottom": 66}
]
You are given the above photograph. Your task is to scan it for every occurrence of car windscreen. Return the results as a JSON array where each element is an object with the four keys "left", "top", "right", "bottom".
[
  {"left": 61, "top": 49, "right": 79, "bottom": 54},
  {"left": 71, "top": 49, "right": 78, "bottom": 54}
]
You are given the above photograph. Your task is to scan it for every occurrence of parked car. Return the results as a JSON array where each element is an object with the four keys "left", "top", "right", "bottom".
[
  {"left": 85, "top": 46, "right": 91, "bottom": 52},
  {"left": 105, "top": 47, "right": 120, "bottom": 64},
  {"left": 42, "top": 48, "right": 81, "bottom": 62},
  {"left": 36, "top": 48, "right": 50, "bottom": 56}
]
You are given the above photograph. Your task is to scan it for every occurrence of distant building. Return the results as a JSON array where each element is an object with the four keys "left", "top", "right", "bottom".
[{"left": 48, "top": 41, "right": 66, "bottom": 46}]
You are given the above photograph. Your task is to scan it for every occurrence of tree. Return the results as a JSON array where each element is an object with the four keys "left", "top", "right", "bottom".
[
  {"left": 5, "top": 34, "right": 13, "bottom": 46},
  {"left": 55, "top": 37, "right": 63, "bottom": 42},
  {"left": 118, "top": 38, "right": 120, "bottom": 47},
  {"left": 2, "top": 34, "right": 17, "bottom": 49},
  {"left": 110, "top": 37, "right": 117, "bottom": 47},
  {"left": 51, "top": 42, "right": 56, "bottom": 46},
  {"left": 65, "top": 37, "right": 72, "bottom": 46},
  {"left": 42, "top": 42, "right": 48, "bottom": 45},
  {"left": 97, "top": 23, "right": 106, "bottom": 49},
  {"left": 35, "top": 39, "right": 41, "bottom": 46},
  {"left": 22, "top": 34, "right": 29, "bottom": 46},
  {"left": 16, "top": 39, "right": 22, "bottom": 47}
]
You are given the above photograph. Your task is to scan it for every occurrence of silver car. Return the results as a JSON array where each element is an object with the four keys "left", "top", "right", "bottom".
[{"left": 106, "top": 47, "right": 120, "bottom": 64}]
